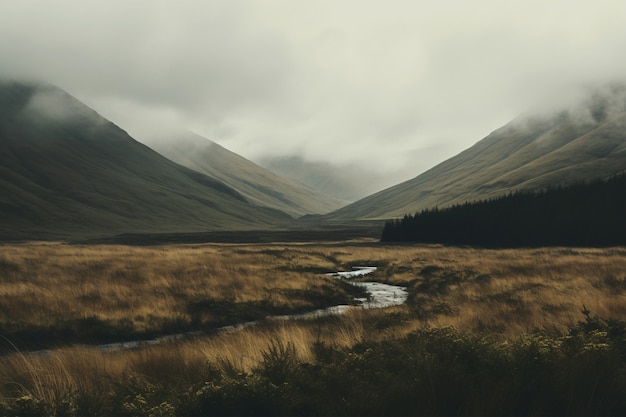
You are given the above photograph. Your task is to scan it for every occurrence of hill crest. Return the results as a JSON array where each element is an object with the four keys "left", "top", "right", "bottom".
[
  {"left": 0, "top": 81, "right": 291, "bottom": 239},
  {"left": 327, "top": 84, "right": 626, "bottom": 221},
  {"left": 141, "top": 131, "right": 347, "bottom": 217}
]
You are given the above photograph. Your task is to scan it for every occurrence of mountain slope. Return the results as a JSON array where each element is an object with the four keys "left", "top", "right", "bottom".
[
  {"left": 142, "top": 132, "right": 347, "bottom": 217},
  {"left": 258, "top": 155, "right": 400, "bottom": 202},
  {"left": 0, "top": 81, "right": 291, "bottom": 239},
  {"left": 328, "top": 85, "right": 626, "bottom": 221}
]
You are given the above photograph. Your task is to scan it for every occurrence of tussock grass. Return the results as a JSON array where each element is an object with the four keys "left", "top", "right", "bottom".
[
  {"left": 394, "top": 246, "right": 626, "bottom": 337},
  {"left": 2, "top": 242, "right": 626, "bottom": 344},
  {"left": 1, "top": 242, "right": 626, "bottom": 414},
  {"left": 0, "top": 242, "right": 362, "bottom": 349},
  {"left": 0, "top": 310, "right": 386, "bottom": 414}
]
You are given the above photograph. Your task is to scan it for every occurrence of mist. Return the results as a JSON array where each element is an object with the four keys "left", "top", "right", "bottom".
[{"left": 2, "top": 0, "right": 626, "bottom": 189}]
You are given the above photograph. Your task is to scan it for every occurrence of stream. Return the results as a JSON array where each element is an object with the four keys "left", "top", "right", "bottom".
[
  {"left": 75, "top": 267, "right": 407, "bottom": 353},
  {"left": 240, "top": 267, "right": 408, "bottom": 323}
]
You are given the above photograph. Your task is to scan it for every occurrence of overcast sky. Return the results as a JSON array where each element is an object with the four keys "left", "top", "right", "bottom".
[{"left": 2, "top": 0, "right": 626, "bottom": 184}]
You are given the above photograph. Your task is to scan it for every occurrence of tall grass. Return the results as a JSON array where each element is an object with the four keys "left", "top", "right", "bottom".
[
  {"left": 1, "top": 242, "right": 626, "bottom": 414},
  {"left": 2, "top": 242, "right": 626, "bottom": 344},
  {"left": 0, "top": 309, "right": 384, "bottom": 415},
  {"left": 0, "top": 242, "right": 363, "bottom": 349}
]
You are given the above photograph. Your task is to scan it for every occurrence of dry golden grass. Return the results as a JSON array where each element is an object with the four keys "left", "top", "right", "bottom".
[
  {"left": 1, "top": 241, "right": 626, "bottom": 405},
  {"left": 2, "top": 242, "right": 626, "bottom": 336},
  {"left": 0, "top": 305, "right": 404, "bottom": 406},
  {"left": 386, "top": 245, "right": 626, "bottom": 337},
  {"left": 0, "top": 242, "right": 349, "bottom": 333},
  {"left": 2, "top": 242, "right": 626, "bottom": 339}
]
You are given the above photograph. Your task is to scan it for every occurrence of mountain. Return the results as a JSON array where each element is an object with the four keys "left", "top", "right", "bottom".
[
  {"left": 0, "top": 81, "right": 291, "bottom": 239},
  {"left": 141, "top": 132, "right": 346, "bottom": 217},
  {"left": 327, "top": 84, "right": 626, "bottom": 221},
  {"left": 258, "top": 155, "right": 400, "bottom": 202}
]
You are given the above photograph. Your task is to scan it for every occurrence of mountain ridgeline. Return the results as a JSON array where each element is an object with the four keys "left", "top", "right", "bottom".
[
  {"left": 0, "top": 80, "right": 292, "bottom": 239},
  {"left": 2, "top": 79, "right": 626, "bottom": 241},
  {"left": 381, "top": 173, "right": 626, "bottom": 247},
  {"left": 328, "top": 84, "right": 626, "bottom": 221},
  {"left": 258, "top": 155, "right": 400, "bottom": 203},
  {"left": 141, "top": 132, "right": 346, "bottom": 217}
]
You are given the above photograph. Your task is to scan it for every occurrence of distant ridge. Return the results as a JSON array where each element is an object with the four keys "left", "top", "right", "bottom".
[
  {"left": 142, "top": 131, "right": 347, "bottom": 217},
  {"left": 259, "top": 155, "right": 396, "bottom": 203},
  {"left": 327, "top": 84, "right": 626, "bottom": 221},
  {"left": 0, "top": 80, "right": 291, "bottom": 239}
]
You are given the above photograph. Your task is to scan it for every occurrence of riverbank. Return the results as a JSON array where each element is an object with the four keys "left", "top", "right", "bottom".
[
  {"left": 0, "top": 243, "right": 371, "bottom": 353},
  {"left": 82, "top": 269, "right": 408, "bottom": 353}
]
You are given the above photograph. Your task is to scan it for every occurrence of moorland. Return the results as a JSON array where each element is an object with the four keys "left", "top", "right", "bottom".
[
  {"left": 1, "top": 241, "right": 626, "bottom": 415},
  {"left": 3, "top": 62, "right": 626, "bottom": 417}
]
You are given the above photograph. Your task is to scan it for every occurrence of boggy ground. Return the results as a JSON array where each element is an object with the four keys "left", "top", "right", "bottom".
[
  {"left": 0, "top": 242, "right": 371, "bottom": 350},
  {"left": 1, "top": 242, "right": 626, "bottom": 415}
]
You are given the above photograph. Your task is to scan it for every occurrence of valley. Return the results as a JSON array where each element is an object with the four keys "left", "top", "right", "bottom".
[
  {"left": 327, "top": 84, "right": 626, "bottom": 221},
  {"left": 2, "top": 80, "right": 626, "bottom": 243},
  {"left": 1, "top": 80, "right": 626, "bottom": 415},
  {"left": 3, "top": 0, "right": 626, "bottom": 413}
]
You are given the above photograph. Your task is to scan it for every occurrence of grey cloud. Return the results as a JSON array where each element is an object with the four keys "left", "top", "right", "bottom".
[
  {"left": 2, "top": 0, "right": 626, "bottom": 181},
  {"left": 20, "top": 83, "right": 108, "bottom": 128},
  {"left": 25, "top": 87, "right": 90, "bottom": 123}
]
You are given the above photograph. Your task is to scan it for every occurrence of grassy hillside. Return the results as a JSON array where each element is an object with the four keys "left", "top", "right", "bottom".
[
  {"left": 142, "top": 131, "right": 347, "bottom": 217},
  {"left": 328, "top": 85, "right": 626, "bottom": 220},
  {"left": 0, "top": 81, "right": 291, "bottom": 239}
]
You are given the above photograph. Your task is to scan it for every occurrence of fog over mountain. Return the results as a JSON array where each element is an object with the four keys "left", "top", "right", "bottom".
[
  {"left": 326, "top": 83, "right": 626, "bottom": 221},
  {"left": 0, "top": 81, "right": 292, "bottom": 239},
  {"left": 2, "top": 0, "right": 626, "bottom": 194},
  {"left": 142, "top": 131, "right": 348, "bottom": 216},
  {"left": 257, "top": 155, "right": 409, "bottom": 202}
]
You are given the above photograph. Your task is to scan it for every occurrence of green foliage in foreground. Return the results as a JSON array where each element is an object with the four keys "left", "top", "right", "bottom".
[{"left": 4, "top": 314, "right": 626, "bottom": 416}]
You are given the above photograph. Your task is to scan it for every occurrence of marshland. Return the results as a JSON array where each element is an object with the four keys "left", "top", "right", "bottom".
[{"left": 1, "top": 241, "right": 626, "bottom": 415}]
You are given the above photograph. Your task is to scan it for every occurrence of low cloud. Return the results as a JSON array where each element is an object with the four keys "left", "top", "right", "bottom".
[
  {"left": 2, "top": 0, "right": 626, "bottom": 183},
  {"left": 23, "top": 84, "right": 105, "bottom": 126}
]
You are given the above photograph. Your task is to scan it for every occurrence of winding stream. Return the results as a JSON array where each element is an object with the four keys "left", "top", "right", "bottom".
[
  {"left": 84, "top": 267, "right": 407, "bottom": 352},
  {"left": 263, "top": 267, "right": 408, "bottom": 322}
]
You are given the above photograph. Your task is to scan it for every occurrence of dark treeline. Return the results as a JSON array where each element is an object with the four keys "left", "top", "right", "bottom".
[{"left": 381, "top": 173, "right": 626, "bottom": 247}]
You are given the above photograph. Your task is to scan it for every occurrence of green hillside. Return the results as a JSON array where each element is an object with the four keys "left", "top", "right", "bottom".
[
  {"left": 0, "top": 81, "right": 291, "bottom": 239},
  {"left": 142, "top": 132, "right": 347, "bottom": 217},
  {"left": 328, "top": 85, "right": 626, "bottom": 221}
]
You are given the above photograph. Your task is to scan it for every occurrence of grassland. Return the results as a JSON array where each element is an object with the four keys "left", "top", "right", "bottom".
[
  {"left": 1, "top": 242, "right": 626, "bottom": 415},
  {"left": 0, "top": 242, "right": 370, "bottom": 350}
]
